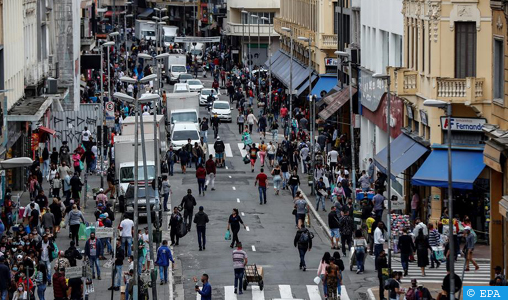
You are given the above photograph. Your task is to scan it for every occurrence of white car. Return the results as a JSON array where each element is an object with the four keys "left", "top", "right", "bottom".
[
  {"left": 173, "top": 83, "right": 190, "bottom": 93},
  {"left": 169, "top": 122, "right": 200, "bottom": 150},
  {"left": 210, "top": 100, "right": 232, "bottom": 122},
  {"left": 199, "top": 88, "right": 220, "bottom": 106},
  {"left": 187, "top": 79, "right": 204, "bottom": 92}
]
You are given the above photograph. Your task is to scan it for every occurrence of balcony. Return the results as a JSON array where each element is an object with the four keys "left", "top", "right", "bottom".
[
  {"left": 318, "top": 34, "right": 338, "bottom": 50},
  {"left": 274, "top": 18, "right": 312, "bottom": 41},
  {"left": 226, "top": 22, "right": 279, "bottom": 37},
  {"left": 435, "top": 78, "right": 484, "bottom": 102}
]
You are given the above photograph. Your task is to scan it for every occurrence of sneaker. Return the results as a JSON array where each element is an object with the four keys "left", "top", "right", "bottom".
[
  {"left": 211, "top": 188, "right": 215, "bottom": 191},
  {"left": 98, "top": 276, "right": 101, "bottom": 280},
  {"left": 160, "top": 281, "right": 164, "bottom": 285},
  {"left": 202, "top": 191, "right": 205, "bottom": 196},
  {"left": 239, "top": 291, "right": 243, "bottom": 295},
  {"left": 303, "top": 267, "right": 306, "bottom": 271},
  {"left": 356, "top": 270, "right": 360, "bottom": 274}
]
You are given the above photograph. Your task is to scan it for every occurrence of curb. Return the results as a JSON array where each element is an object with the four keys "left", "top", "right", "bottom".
[
  {"left": 367, "top": 288, "right": 376, "bottom": 300},
  {"left": 299, "top": 188, "right": 332, "bottom": 239}
]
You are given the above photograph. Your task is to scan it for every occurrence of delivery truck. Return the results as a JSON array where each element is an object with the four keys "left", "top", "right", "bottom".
[
  {"left": 162, "top": 26, "right": 179, "bottom": 47},
  {"left": 135, "top": 19, "right": 156, "bottom": 41}
]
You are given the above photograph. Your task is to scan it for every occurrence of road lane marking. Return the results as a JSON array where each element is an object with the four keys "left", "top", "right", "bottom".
[
  {"left": 238, "top": 143, "right": 248, "bottom": 157},
  {"left": 306, "top": 285, "right": 322, "bottom": 300},
  {"left": 252, "top": 285, "right": 265, "bottom": 300},
  {"left": 341, "top": 285, "right": 350, "bottom": 300},
  {"left": 232, "top": 186, "right": 236, "bottom": 190},
  {"left": 251, "top": 245, "right": 256, "bottom": 251},
  {"left": 225, "top": 143, "right": 233, "bottom": 157},
  {"left": 224, "top": 286, "right": 237, "bottom": 300},
  {"left": 246, "top": 226, "right": 250, "bottom": 231},
  {"left": 229, "top": 175, "right": 232, "bottom": 178},
  {"left": 237, "top": 198, "right": 240, "bottom": 203},
  {"left": 241, "top": 212, "right": 245, "bottom": 216},
  {"left": 279, "top": 285, "right": 292, "bottom": 298}
]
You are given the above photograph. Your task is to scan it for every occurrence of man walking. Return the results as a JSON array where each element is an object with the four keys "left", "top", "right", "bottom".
[
  {"left": 376, "top": 249, "right": 388, "bottom": 300},
  {"left": 428, "top": 223, "right": 441, "bottom": 269},
  {"left": 374, "top": 222, "right": 386, "bottom": 261},
  {"left": 315, "top": 177, "right": 327, "bottom": 211},
  {"left": 232, "top": 243, "right": 248, "bottom": 295},
  {"left": 328, "top": 206, "right": 341, "bottom": 249},
  {"left": 84, "top": 232, "right": 103, "bottom": 280},
  {"left": 294, "top": 225, "right": 313, "bottom": 271},
  {"left": 119, "top": 214, "right": 134, "bottom": 257},
  {"left": 169, "top": 207, "right": 183, "bottom": 246},
  {"left": 109, "top": 239, "right": 125, "bottom": 291},
  {"left": 338, "top": 210, "right": 354, "bottom": 257},
  {"left": 193, "top": 206, "right": 209, "bottom": 251},
  {"left": 155, "top": 240, "right": 175, "bottom": 285},
  {"left": 205, "top": 155, "right": 216, "bottom": 191},
  {"left": 372, "top": 190, "right": 385, "bottom": 222},
  {"left": 0, "top": 256, "right": 10, "bottom": 300},
  {"left": 254, "top": 168, "right": 268, "bottom": 205},
  {"left": 180, "top": 189, "right": 197, "bottom": 231},
  {"left": 397, "top": 228, "right": 415, "bottom": 276},
  {"left": 194, "top": 274, "right": 212, "bottom": 300},
  {"left": 162, "top": 175, "right": 171, "bottom": 211}
]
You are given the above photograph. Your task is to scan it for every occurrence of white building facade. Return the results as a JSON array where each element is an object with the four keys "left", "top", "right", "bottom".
[
  {"left": 225, "top": 0, "right": 280, "bottom": 67},
  {"left": 4, "top": 0, "right": 25, "bottom": 110},
  {"left": 359, "top": 0, "right": 404, "bottom": 196}
]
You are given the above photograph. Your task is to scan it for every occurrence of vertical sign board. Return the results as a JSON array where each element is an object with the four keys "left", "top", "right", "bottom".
[{"left": 105, "top": 101, "right": 115, "bottom": 128}]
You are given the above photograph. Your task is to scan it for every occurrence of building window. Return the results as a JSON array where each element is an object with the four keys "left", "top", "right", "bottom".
[
  {"left": 494, "top": 38, "right": 504, "bottom": 104},
  {"left": 455, "top": 22, "right": 476, "bottom": 78},
  {"left": 242, "top": 12, "right": 274, "bottom": 24}
]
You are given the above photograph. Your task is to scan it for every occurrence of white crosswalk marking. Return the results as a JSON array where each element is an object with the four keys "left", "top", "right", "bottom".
[
  {"left": 238, "top": 143, "right": 248, "bottom": 157},
  {"left": 224, "top": 286, "right": 237, "bottom": 300},
  {"left": 252, "top": 286, "right": 265, "bottom": 300},
  {"left": 225, "top": 143, "right": 233, "bottom": 157},
  {"left": 341, "top": 285, "right": 351, "bottom": 300},
  {"left": 393, "top": 262, "right": 491, "bottom": 284},
  {"left": 208, "top": 145, "right": 215, "bottom": 157},
  {"left": 306, "top": 285, "right": 322, "bottom": 300},
  {"left": 279, "top": 285, "right": 293, "bottom": 298}
]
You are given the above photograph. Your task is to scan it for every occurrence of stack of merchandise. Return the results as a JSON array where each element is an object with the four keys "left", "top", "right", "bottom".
[{"left": 390, "top": 214, "right": 411, "bottom": 253}]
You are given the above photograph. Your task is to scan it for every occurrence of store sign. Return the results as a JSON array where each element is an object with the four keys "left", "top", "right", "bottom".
[
  {"left": 105, "top": 101, "right": 115, "bottom": 128},
  {"left": 324, "top": 58, "right": 338, "bottom": 66},
  {"left": 440, "top": 117, "right": 486, "bottom": 132},
  {"left": 420, "top": 110, "right": 428, "bottom": 126},
  {"left": 360, "top": 70, "right": 386, "bottom": 112},
  {"left": 31, "top": 133, "right": 40, "bottom": 151},
  {"left": 406, "top": 104, "right": 413, "bottom": 119}
]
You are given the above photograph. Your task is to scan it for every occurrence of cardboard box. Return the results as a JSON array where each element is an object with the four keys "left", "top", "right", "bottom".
[
  {"left": 120, "top": 286, "right": 125, "bottom": 300},
  {"left": 257, "top": 266, "right": 263, "bottom": 278}
]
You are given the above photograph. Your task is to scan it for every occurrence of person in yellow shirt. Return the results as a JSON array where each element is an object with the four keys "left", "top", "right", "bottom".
[{"left": 366, "top": 212, "right": 376, "bottom": 255}]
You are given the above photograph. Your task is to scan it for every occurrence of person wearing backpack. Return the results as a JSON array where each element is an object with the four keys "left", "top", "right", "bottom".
[
  {"left": 293, "top": 225, "right": 313, "bottom": 271},
  {"left": 64, "top": 240, "right": 82, "bottom": 267}
]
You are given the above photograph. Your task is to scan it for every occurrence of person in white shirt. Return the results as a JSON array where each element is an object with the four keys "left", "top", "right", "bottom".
[
  {"left": 127, "top": 84, "right": 134, "bottom": 96},
  {"left": 119, "top": 216, "right": 135, "bottom": 257},
  {"left": 413, "top": 218, "right": 428, "bottom": 236},
  {"left": 374, "top": 221, "right": 386, "bottom": 259},
  {"left": 327, "top": 148, "right": 339, "bottom": 172},
  {"left": 81, "top": 126, "right": 92, "bottom": 149}
]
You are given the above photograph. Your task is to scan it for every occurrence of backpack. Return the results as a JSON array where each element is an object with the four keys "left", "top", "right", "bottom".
[
  {"left": 65, "top": 249, "right": 76, "bottom": 266},
  {"left": 384, "top": 278, "right": 394, "bottom": 290},
  {"left": 298, "top": 230, "right": 314, "bottom": 244},
  {"left": 405, "top": 287, "right": 416, "bottom": 300}
]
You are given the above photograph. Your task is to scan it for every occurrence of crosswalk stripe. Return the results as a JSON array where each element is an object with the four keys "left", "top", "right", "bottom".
[
  {"left": 279, "top": 285, "right": 293, "bottom": 298},
  {"left": 306, "top": 285, "right": 322, "bottom": 300},
  {"left": 208, "top": 145, "right": 215, "bottom": 157},
  {"left": 225, "top": 143, "right": 233, "bottom": 157},
  {"left": 225, "top": 286, "right": 237, "bottom": 300},
  {"left": 401, "top": 279, "right": 488, "bottom": 284},
  {"left": 238, "top": 143, "right": 248, "bottom": 157},
  {"left": 341, "top": 285, "right": 351, "bottom": 300},
  {"left": 252, "top": 285, "right": 265, "bottom": 300}
]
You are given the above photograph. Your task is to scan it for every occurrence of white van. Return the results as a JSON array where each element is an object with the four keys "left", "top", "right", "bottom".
[
  {"left": 188, "top": 42, "right": 204, "bottom": 63},
  {"left": 170, "top": 109, "right": 199, "bottom": 126},
  {"left": 162, "top": 26, "right": 179, "bottom": 47},
  {"left": 169, "top": 122, "right": 200, "bottom": 150}
]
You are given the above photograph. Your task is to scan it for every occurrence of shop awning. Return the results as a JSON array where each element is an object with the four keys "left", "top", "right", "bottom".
[
  {"left": 311, "top": 75, "right": 337, "bottom": 99},
  {"left": 38, "top": 126, "right": 56, "bottom": 136},
  {"left": 318, "top": 86, "right": 357, "bottom": 120},
  {"left": 296, "top": 75, "right": 318, "bottom": 97},
  {"left": 411, "top": 149, "right": 485, "bottom": 190},
  {"left": 374, "top": 133, "right": 428, "bottom": 180},
  {"left": 263, "top": 50, "right": 284, "bottom": 68},
  {"left": 138, "top": 8, "right": 154, "bottom": 19},
  {"left": 483, "top": 140, "right": 503, "bottom": 172},
  {"left": 104, "top": 11, "right": 123, "bottom": 17},
  {"left": 265, "top": 50, "right": 316, "bottom": 92}
]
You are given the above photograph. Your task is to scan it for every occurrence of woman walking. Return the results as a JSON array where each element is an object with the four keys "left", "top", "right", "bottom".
[
  {"left": 237, "top": 113, "right": 245, "bottom": 134},
  {"left": 51, "top": 172, "right": 62, "bottom": 198},
  {"left": 72, "top": 150, "right": 81, "bottom": 176},
  {"left": 271, "top": 164, "right": 282, "bottom": 195},
  {"left": 353, "top": 229, "right": 367, "bottom": 274},
  {"left": 266, "top": 142, "right": 276, "bottom": 168},
  {"left": 35, "top": 262, "right": 48, "bottom": 300},
  {"left": 259, "top": 141, "right": 267, "bottom": 167},
  {"left": 325, "top": 258, "right": 341, "bottom": 300},
  {"left": 241, "top": 127, "right": 252, "bottom": 150},
  {"left": 248, "top": 143, "right": 259, "bottom": 173},
  {"left": 228, "top": 208, "right": 246, "bottom": 248},
  {"left": 415, "top": 228, "right": 431, "bottom": 276},
  {"left": 271, "top": 121, "right": 279, "bottom": 142},
  {"left": 317, "top": 252, "right": 330, "bottom": 298},
  {"left": 196, "top": 164, "right": 207, "bottom": 196},
  {"left": 288, "top": 170, "right": 300, "bottom": 198},
  {"left": 67, "top": 204, "right": 85, "bottom": 246}
]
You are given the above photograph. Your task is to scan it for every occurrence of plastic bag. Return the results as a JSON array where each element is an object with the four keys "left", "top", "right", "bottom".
[
  {"left": 225, "top": 230, "right": 231, "bottom": 240},
  {"left": 78, "top": 223, "right": 87, "bottom": 241},
  {"left": 243, "top": 155, "right": 250, "bottom": 164}
]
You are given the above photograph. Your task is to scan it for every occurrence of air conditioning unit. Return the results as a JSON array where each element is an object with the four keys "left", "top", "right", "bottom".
[
  {"left": 47, "top": 78, "right": 58, "bottom": 94},
  {"left": 346, "top": 48, "right": 360, "bottom": 65}
]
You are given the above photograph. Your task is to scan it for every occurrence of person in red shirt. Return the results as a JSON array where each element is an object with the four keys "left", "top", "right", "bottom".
[
  {"left": 196, "top": 164, "right": 207, "bottom": 196},
  {"left": 280, "top": 105, "right": 288, "bottom": 121},
  {"left": 205, "top": 155, "right": 216, "bottom": 191},
  {"left": 255, "top": 168, "right": 268, "bottom": 205}
]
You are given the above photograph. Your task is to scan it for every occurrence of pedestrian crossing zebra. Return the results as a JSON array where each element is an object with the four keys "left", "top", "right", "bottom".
[
  {"left": 207, "top": 143, "right": 233, "bottom": 157},
  {"left": 391, "top": 262, "right": 491, "bottom": 284},
  {"left": 195, "top": 284, "right": 350, "bottom": 300}
]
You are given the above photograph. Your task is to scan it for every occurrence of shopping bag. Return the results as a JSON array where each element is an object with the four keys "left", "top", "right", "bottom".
[
  {"left": 313, "top": 276, "right": 321, "bottom": 284},
  {"left": 243, "top": 155, "right": 250, "bottom": 164},
  {"left": 52, "top": 242, "right": 59, "bottom": 260},
  {"left": 85, "top": 226, "right": 96, "bottom": 239},
  {"left": 78, "top": 223, "right": 87, "bottom": 241},
  {"left": 225, "top": 230, "right": 231, "bottom": 240},
  {"left": 177, "top": 222, "right": 187, "bottom": 238},
  {"left": 25, "top": 225, "right": 31, "bottom": 234}
]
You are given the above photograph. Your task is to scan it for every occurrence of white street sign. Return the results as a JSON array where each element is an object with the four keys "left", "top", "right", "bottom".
[
  {"left": 65, "top": 266, "right": 83, "bottom": 279},
  {"left": 95, "top": 227, "right": 114, "bottom": 238}
]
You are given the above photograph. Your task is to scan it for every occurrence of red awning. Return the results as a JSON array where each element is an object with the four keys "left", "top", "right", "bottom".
[{"left": 38, "top": 126, "right": 56, "bottom": 136}]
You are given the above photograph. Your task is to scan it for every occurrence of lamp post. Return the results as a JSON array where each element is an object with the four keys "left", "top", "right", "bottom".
[
  {"left": 424, "top": 99, "right": 455, "bottom": 300},
  {"left": 99, "top": 41, "right": 116, "bottom": 188},
  {"left": 337, "top": 51, "right": 357, "bottom": 203},
  {"left": 193, "top": 0, "right": 196, "bottom": 36},
  {"left": 109, "top": 31, "right": 120, "bottom": 67},
  {"left": 116, "top": 73, "right": 158, "bottom": 300},
  {"left": 238, "top": 7, "right": 245, "bottom": 65},
  {"left": 125, "top": 14, "right": 133, "bottom": 42},
  {"left": 241, "top": 10, "right": 251, "bottom": 75},
  {"left": 153, "top": 8, "right": 168, "bottom": 54},
  {"left": 252, "top": 14, "right": 261, "bottom": 91},
  {"left": 373, "top": 73, "right": 392, "bottom": 270},
  {"left": 281, "top": 26, "right": 293, "bottom": 120},
  {"left": 299, "top": 36, "right": 314, "bottom": 194},
  {"left": 261, "top": 16, "right": 272, "bottom": 107}
]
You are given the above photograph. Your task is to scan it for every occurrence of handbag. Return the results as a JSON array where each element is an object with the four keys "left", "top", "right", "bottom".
[
  {"left": 225, "top": 230, "right": 231, "bottom": 240},
  {"left": 292, "top": 208, "right": 297, "bottom": 215},
  {"left": 313, "top": 276, "right": 321, "bottom": 285},
  {"left": 243, "top": 155, "right": 250, "bottom": 164}
]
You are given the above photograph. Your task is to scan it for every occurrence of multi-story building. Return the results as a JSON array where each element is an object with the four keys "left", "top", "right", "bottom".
[
  {"left": 382, "top": 0, "right": 493, "bottom": 241},
  {"left": 226, "top": 0, "right": 280, "bottom": 67}
]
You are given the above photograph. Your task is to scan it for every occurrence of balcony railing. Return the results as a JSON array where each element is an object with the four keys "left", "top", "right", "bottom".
[
  {"left": 226, "top": 22, "right": 279, "bottom": 37},
  {"left": 318, "top": 34, "right": 338, "bottom": 49},
  {"left": 436, "top": 77, "right": 484, "bottom": 101},
  {"left": 274, "top": 18, "right": 312, "bottom": 41}
]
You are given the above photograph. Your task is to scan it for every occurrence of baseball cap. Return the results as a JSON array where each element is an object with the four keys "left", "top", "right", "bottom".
[{"left": 99, "top": 188, "right": 104, "bottom": 192}]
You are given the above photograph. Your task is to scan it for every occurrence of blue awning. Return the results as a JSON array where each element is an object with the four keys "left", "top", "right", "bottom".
[
  {"left": 312, "top": 76, "right": 338, "bottom": 99},
  {"left": 374, "top": 133, "right": 429, "bottom": 180},
  {"left": 296, "top": 75, "right": 318, "bottom": 96},
  {"left": 411, "top": 149, "right": 485, "bottom": 190},
  {"left": 263, "top": 50, "right": 284, "bottom": 68}
]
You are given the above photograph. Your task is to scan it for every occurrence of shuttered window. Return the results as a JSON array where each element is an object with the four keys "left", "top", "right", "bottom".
[{"left": 455, "top": 22, "right": 476, "bottom": 78}]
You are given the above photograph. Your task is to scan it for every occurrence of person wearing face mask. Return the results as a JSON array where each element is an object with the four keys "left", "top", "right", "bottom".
[
  {"left": 84, "top": 232, "right": 103, "bottom": 280},
  {"left": 12, "top": 283, "right": 27, "bottom": 300},
  {"left": 0, "top": 256, "right": 10, "bottom": 300},
  {"left": 52, "top": 268, "right": 68, "bottom": 300},
  {"left": 16, "top": 271, "right": 33, "bottom": 295}
]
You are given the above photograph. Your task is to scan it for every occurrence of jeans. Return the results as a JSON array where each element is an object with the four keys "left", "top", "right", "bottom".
[
  {"left": 411, "top": 209, "right": 417, "bottom": 221},
  {"left": 37, "top": 283, "right": 46, "bottom": 300},
  {"left": 375, "top": 209, "right": 383, "bottom": 223},
  {"left": 200, "top": 130, "right": 208, "bottom": 143},
  {"left": 102, "top": 238, "right": 112, "bottom": 254},
  {"left": 272, "top": 129, "right": 278, "bottom": 141},
  {"left": 298, "top": 248, "right": 307, "bottom": 267},
  {"left": 258, "top": 187, "right": 266, "bottom": 204},
  {"left": 320, "top": 274, "right": 328, "bottom": 296},
  {"left": 122, "top": 236, "right": 133, "bottom": 257},
  {"left": 168, "top": 161, "right": 174, "bottom": 175},
  {"left": 273, "top": 175, "right": 282, "bottom": 190},
  {"left": 115, "top": 265, "right": 123, "bottom": 287},
  {"left": 290, "top": 185, "right": 299, "bottom": 198},
  {"left": 356, "top": 248, "right": 365, "bottom": 272},
  {"left": 282, "top": 172, "right": 289, "bottom": 188},
  {"left": 159, "top": 266, "right": 168, "bottom": 282},
  {"left": 42, "top": 259, "right": 52, "bottom": 283},
  {"left": 198, "top": 178, "right": 206, "bottom": 194},
  {"left": 42, "top": 159, "right": 50, "bottom": 177},
  {"left": 401, "top": 253, "right": 409, "bottom": 271},
  {"left": 374, "top": 244, "right": 384, "bottom": 261},
  {"left": 125, "top": 282, "right": 130, "bottom": 300},
  {"left": 316, "top": 195, "right": 325, "bottom": 210},
  {"left": 90, "top": 256, "right": 101, "bottom": 277},
  {"left": 197, "top": 226, "right": 206, "bottom": 249},
  {"left": 238, "top": 123, "right": 244, "bottom": 134},
  {"left": 234, "top": 268, "right": 245, "bottom": 290},
  {"left": 163, "top": 193, "right": 169, "bottom": 211},
  {"left": 341, "top": 235, "right": 352, "bottom": 255}
]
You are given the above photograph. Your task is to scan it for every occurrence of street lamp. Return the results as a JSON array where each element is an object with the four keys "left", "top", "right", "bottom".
[
  {"left": 241, "top": 10, "right": 251, "bottom": 75},
  {"left": 261, "top": 16, "right": 272, "bottom": 108},
  {"left": 423, "top": 99, "right": 455, "bottom": 300},
  {"left": 337, "top": 51, "right": 357, "bottom": 203},
  {"left": 0, "top": 157, "right": 33, "bottom": 169},
  {"left": 99, "top": 41, "right": 116, "bottom": 188},
  {"left": 125, "top": 14, "right": 133, "bottom": 42},
  {"left": 282, "top": 26, "right": 294, "bottom": 121},
  {"left": 252, "top": 14, "right": 261, "bottom": 92},
  {"left": 372, "top": 72, "right": 392, "bottom": 270},
  {"left": 139, "top": 53, "right": 170, "bottom": 103},
  {"left": 238, "top": 7, "right": 244, "bottom": 65},
  {"left": 299, "top": 36, "right": 314, "bottom": 194}
]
